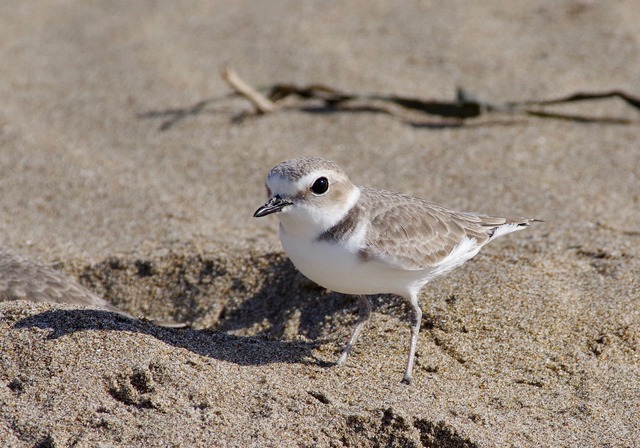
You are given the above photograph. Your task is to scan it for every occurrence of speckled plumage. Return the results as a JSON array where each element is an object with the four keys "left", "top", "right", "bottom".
[
  {"left": 0, "top": 248, "right": 186, "bottom": 328},
  {"left": 267, "top": 157, "right": 345, "bottom": 183},
  {"left": 0, "top": 248, "right": 124, "bottom": 312},
  {"left": 352, "top": 187, "right": 533, "bottom": 270},
  {"left": 255, "top": 157, "right": 540, "bottom": 384},
  {"left": 0, "top": 247, "right": 186, "bottom": 328}
]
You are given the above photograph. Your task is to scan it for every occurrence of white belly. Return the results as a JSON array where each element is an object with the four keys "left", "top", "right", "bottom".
[{"left": 279, "top": 226, "right": 428, "bottom": 298}]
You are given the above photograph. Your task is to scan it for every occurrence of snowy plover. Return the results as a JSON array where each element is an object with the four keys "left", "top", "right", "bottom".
[
  {"left": 0, "top": 247, "right": 185, "bottom": 328},
  {"left": 254, "top": 157, "right": 539, "bottom": 384},
  {"left": 0, "top": 247, "right": 124, "bottom": 312}
]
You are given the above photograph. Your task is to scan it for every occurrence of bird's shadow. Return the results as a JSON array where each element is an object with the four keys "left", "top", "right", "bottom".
[
  {"left": 216, "top": 255, "right": 355, "bottom": 339},
  {"left": 11, "top": 256, "right": 361, "bottom": 368},
  {"left": 13, "top": 308, "right": 322, "bottom": 366}
]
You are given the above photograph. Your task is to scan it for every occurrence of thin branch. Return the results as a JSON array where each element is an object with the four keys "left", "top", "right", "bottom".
[{"left": 221, "top": 67, "right": 276, "bottom": 114}]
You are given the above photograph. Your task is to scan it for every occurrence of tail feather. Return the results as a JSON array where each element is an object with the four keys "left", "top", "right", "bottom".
[{"left": 488, "top": 218, "right": 542, "bottom": 240}]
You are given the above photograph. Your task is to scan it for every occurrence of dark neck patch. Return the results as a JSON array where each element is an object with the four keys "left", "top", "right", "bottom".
[{"left": 317, "top": 202, "right": 362, "bottom": 243}]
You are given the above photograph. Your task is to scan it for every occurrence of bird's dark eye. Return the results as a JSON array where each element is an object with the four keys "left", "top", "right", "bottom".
[{"left": 310, "top": 177, "right": 329, "bottom": 195}]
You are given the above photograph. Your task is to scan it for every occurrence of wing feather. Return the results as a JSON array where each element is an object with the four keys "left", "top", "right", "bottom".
[
  {"left": 0, "top": 248, "right": 122, "bottom": 312},
  {"left": 358, "top": 188, "right": 527, "bottom": 270}
]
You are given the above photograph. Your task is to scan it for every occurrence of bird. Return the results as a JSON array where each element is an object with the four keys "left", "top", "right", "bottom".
[
  {"left": 254, "top": 157, "right": 540, "bottom": 384},
  {"left": 0, "top": 247, "right": 125, "bottom": 312},
  {"left": 0, "top": 247, "right": 186, "bottom": 328}
]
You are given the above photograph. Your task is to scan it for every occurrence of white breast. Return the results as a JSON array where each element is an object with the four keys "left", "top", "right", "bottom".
[
  {"left": 280, "top": 225, "right": 428, "bottom": 297},
  {"left": 279, "top": 222, "right": 485, "bottom": 299}
]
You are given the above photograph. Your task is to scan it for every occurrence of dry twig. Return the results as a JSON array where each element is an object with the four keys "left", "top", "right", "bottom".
[{"left": 221, "top": 67, "right": 276, "bottom": 114}]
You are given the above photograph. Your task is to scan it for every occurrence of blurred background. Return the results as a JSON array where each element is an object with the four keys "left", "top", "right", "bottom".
[{"left": 0, "top": 1, "right": 638, "bottom": 261}]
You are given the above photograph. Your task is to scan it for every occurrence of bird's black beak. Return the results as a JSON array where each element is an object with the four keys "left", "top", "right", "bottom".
[{"left": 253, "top": 196, "right": 293, "bottom": 218}]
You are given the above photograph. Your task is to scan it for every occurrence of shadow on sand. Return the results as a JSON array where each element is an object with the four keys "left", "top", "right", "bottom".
[{"left": 11, "top": 255, "right": 359, "bottom": 368}]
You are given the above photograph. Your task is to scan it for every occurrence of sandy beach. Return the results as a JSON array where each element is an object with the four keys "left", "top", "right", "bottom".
[{"left": 1, "top": 1, "right": 639, "bottom": 446}]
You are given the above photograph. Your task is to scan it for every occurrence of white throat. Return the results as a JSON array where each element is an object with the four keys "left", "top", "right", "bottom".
[{"left": 278, "top": 186, "right": 361, "bottom": 241}]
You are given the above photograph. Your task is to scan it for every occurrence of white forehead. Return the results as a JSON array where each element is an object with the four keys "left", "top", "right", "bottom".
[
  {"left": 267, "top": 170, "right": 336, "bottom": 197},
  {"left": 265, "top": 157, "right": 348, "bottom": 196}
]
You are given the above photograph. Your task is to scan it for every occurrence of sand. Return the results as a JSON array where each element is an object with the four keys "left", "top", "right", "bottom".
[{"left": 1, "top": 1, "right": 639, "bottom": 446}]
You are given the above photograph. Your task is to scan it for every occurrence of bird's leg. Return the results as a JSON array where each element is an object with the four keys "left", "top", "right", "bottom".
[
  {"left": 337, "top": 295, "right": 371, "bottom": 365},
  {"left": 402, "top": 293, "right": 422, "bottom": 385}
]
